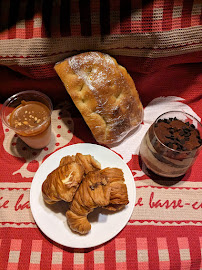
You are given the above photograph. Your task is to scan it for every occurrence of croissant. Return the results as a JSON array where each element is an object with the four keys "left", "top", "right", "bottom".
[
  {"left": 66, "top": 170, "right": 111, "bottom": 234},
  {"left": 42, "top": 162, "right": 84, "bottom": 204},
  {"left": 59, "top": 155, "right": 76, "bottom": 165},
  {"left": 101, "top": 168, "right": 129, "bottom": 211},
  {"left": 66, "top": 167, "right": 129, "bottom": 234},
  {"left": 60, "top": 153, "right": 101, "bottom": 174}
]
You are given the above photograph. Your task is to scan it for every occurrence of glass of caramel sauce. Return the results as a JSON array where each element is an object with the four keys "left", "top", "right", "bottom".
[{"left": 1, "top": 90, "right": 53, "bottom": 149}]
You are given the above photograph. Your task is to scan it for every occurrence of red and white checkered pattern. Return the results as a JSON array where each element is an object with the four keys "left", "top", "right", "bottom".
[
  {"left": 0, "top": 0, "right": 202, "bottom": 269},
  {"left": 94, "top": 246, "right": 105, "bottom": 270},
  {"left": 0, "top": 0, "right": 201, "bottom": 83},
  {"left": 29, "top": 240, "right": 42, "bottom": 270},
  {"left": 51, "top": 246, "right": 63, "bottom": 270},
  {"left": 115, "top": 238, "right": 127, "bottom": 269},
  {"left": 157, "top": 238, "right": 170, "bottom": 270},
  {"left": 199, "top": 237, "right": 202, "bottom": 269},
  {"left": 7, "top": 239, "right": 22, "bottom": 270},
  {"left": 137, "top": 238, "right": 149, "bottom": 270},
  {"left": 178, "top": 237, "right": 191, "bottom": 270}
]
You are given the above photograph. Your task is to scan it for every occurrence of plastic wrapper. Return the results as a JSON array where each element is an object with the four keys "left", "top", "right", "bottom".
[{"left": 54, "top": 51, "right": 143, "bottom": 144}]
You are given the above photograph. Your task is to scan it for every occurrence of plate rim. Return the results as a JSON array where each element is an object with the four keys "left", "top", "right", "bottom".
[{"left": 30, "top": 143, "right": 136, "bottom": 248}]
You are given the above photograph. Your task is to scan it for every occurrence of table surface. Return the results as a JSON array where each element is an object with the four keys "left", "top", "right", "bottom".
[
  {"left": 0, "top": 95, "right": 202, "bottom": 270},
  {"left": 0, "top": 1, "right": 202, "bottom": 268}
]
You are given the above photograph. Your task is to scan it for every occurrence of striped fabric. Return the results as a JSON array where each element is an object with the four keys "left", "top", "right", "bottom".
[
  {"left": 0, "top": 0, "right": 201, "bottom": 81},
  {"left": 0, "top": 3, "right": 202, "bottom": 268},
  {"left": 1, "top": 230, "right": 202, "bottom": 269},
  {"left": 0, "top": 0, "right": 201, "bottom": 38}
]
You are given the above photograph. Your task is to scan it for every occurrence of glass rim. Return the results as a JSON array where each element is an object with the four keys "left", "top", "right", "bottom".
[
  {"left": 153, "top": 110, "right": 202, "bottom": 154},
  {"left": 0, "top": 90, "right": 53, "bottom": 133}
]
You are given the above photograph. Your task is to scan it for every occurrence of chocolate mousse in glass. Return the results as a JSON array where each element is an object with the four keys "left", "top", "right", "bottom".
[{"left": 139, "top": 111, "right": 202, "bottom": 178}]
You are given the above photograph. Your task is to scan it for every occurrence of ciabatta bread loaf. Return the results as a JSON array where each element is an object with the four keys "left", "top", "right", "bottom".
[{"left": 54, "top": 52, "right": 143, "bottom": 144}]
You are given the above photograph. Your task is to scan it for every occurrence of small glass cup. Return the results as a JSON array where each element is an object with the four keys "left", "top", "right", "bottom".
[
  {"left": 139, "top": 111, "right": 202, "bottom": 178},
  {"left": 1, "top": 90, "right": 53, "bottom": 149}
]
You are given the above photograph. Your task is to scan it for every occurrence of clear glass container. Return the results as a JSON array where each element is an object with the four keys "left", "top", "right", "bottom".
[
  {"left": 1, "top": 90, "right": 53, "bottom": 149},
  {"left": 139, "top": 111, "right": 202, "bottom": 178}
]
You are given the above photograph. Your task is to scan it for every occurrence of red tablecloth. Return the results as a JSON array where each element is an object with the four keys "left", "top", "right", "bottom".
[
  {"left": 0, "top": 0, "right": 202, "bottom": 269},
  {"left": 1, "top": 90, "right": 202, "bottom": 269}
]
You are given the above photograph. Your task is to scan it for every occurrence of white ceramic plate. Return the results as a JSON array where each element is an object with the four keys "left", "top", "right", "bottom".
[{"left": 30, "top": 143, "right": 136, "bottom": 248}]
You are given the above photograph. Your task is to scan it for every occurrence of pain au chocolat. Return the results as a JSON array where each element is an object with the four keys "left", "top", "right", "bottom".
[{"left": 54, "top": 51, "right": 143, "bottom": 144}]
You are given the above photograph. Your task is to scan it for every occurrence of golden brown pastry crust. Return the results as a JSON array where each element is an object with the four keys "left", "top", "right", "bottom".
[
  {"left": 54, "top": 51, "right": 143, "bottom": 144},
  {"left": 42, "top": 152, "right": 129, "bottom": 235},
  {"left": 66, "top": 210, "right": 91, "bottom": 235},
  {"left": 60, "top": 153, "right": 101, "bottom": 174},
  {"left": 66, "top": 170, "right": 111, "bottom": 234},
  {"left": 101, "top": 168, "right": 129, "bottom": 211},
  {"left": 42, "top": 162, "right": 84, "bottom": 204},
  {"left": 59, "top": 155, "right": 76, "bottom": 166},
  {"left": 42, "top": 153, "right": 102, "bottom": 206},
  {"left": 66, "top": 167, "right": 129, "bottom": 234}
]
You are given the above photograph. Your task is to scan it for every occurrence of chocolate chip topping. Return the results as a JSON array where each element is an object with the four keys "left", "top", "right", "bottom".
[{"left": 154, "top": 118, "right": 202, "bottom": 151}]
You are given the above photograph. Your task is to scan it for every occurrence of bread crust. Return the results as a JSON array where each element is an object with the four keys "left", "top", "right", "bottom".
[{"left": 54, "top": 51, "right": 143, "bottom": 144}]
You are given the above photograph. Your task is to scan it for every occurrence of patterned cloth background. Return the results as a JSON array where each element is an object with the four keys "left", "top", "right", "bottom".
[{"left": 0, "top": 0, "right": 202, "bottom": 269}]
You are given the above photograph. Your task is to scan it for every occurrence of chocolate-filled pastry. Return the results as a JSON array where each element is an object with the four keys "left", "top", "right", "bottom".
[
  {"left": 42, "top": 162, "right": 84, "bottom": 204},
  {"left": 60, "top": 153, "right": 101, "bottom": 174},
  {"left": 54, "top": 51, "right": 143, "bottom": 144},
  {"left": 66, "top": 170, "right": 111, "bottom": 234},
  {"left": 101, "top": 168, "right": 129, "bottom": 211}
]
